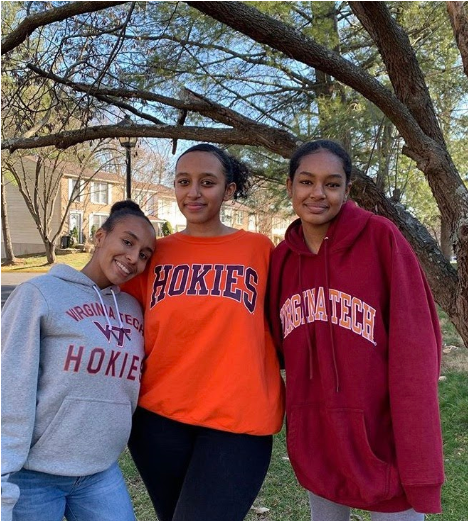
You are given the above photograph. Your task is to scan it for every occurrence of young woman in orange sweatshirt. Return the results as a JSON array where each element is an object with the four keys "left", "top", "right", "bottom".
[{"left": 122, "top": 144, "right": 284, "bottom": 521}]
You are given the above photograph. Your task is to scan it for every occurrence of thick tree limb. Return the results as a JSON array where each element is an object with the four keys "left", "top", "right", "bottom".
[
  {"left": 351, "top": 170, "right": 459, "bottom": 318},
  {"left": 447, "top": 1, "right": 468, "bottom": 77},
  {"left": 350, "top": 2, "right": 445, "bottom": 144},
  {"left": 186, "top": 1, "right": 428, "bottom": 150},
  {"left": 1, "top": 2, "right": 128, "bottom": 55},
  {"left": 0, "top": 124, "right": 290, "bottom": 153}
]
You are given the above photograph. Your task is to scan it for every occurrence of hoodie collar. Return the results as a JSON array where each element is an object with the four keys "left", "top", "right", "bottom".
[
  {"left": 48, "top": 264, "right": 121, "bottom": 297},
  {"left": 285, "top": 201, "right": 372, "bottom": 256}
]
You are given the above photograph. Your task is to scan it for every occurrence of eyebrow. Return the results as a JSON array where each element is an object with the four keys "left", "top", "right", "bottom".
[
  {"left": 297, "top": 172, "right": 344, "bottom": 179},
  {"left": 175, "top": 172, "right": 218, "bottom": 177}
]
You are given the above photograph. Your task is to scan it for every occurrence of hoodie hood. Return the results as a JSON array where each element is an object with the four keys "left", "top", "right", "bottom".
[
  {"left": 284, "top": 201, "right": 373, "bottom": 256},
  {"left": 49, "top": 264, "right": 123, "bottom": 329},
  {"left": 48, "top": 264, "right": 121, "bottom": 297}
]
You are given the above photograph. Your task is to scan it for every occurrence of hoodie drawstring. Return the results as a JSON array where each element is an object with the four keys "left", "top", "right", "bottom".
[
  {"left": 92, "top": 285, "right": 123, "bottom": 343},
  {"left": 323, "top": 237, "right": 340, "bottom": 393},
  {"left": 110, "top": 289, "right": 124, "bottom": 328},
  {"left": 298, "top": 254, "right": 315, "bottom": 380}
]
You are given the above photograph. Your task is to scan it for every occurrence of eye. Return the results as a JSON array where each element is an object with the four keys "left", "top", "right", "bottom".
[
  {"left": 201, "top": 179, "right": 216, "bottom": 187},
  {"left": 123, "top": 239, "right": 132, "bottom": 246},
  {"left": 139, "top": 251, "right": 148, "bottom": 260},
  {"left": 300, "top": 180, "right": 312, "bottom": 185},
  {"left": 176, "top": 178, "right": 190, "bottom": 186},
  {"left": 326, "top": 182, "right": 341, "bottom": 188}
]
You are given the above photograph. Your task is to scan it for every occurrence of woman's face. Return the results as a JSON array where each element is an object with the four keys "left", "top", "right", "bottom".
[
  {"left": 174, "top": 151, "right": 235, "bottom": 230},
  {"left": 91, "top": 215, "right": 155, "bottom": 288},
  {"left": 287, "top": 149, "right": 350, "bottom": 233}
]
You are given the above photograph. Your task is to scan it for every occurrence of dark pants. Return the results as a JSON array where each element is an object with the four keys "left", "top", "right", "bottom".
[{"left": 128, "top": 407, "right": 273, "bottom": 521}]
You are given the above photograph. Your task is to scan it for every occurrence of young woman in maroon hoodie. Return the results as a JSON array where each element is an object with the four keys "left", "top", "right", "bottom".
[{"left": 268, "top": 140, "right": 444, "bottom": 520}]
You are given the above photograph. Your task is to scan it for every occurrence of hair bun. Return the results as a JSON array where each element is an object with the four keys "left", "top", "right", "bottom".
[{"left": 110, "top": 200, "right": 142, "bottom": 215}]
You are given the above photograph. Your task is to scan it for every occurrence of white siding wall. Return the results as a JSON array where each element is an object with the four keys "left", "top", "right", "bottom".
[{"left": 1, "top": 177, "right": 62, "bottom": 257}]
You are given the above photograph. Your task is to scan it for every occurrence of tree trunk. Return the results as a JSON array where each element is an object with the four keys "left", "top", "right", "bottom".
[
  {"left": 44, "top": 239, "right": 56, "bottom": 264},
  {"left": 440, "top": 217, "right": 452, "bottom": 260},
  {"left": 1, "top": 172, "right": 18, "bottom": 265}
]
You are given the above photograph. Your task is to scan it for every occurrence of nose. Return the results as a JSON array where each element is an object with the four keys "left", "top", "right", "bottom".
[
  {"left": 126, "top": 247, "right": 139, "bottom": 264},
  {"left": 309, "top": 183, "right": 325, "bottom": 199},
  {"left": 187, "top": 183, "right": 201, "bottom": 198}
]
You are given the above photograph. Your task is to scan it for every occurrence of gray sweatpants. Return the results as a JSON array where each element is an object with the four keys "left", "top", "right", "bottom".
[{"left": 308, "top": 492, "right": 425, "bottom": 521}]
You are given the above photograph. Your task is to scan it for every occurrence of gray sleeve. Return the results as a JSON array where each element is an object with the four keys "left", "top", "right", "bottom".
[{"left": 1, "top": 283, "right": 47, "bottom": 515}]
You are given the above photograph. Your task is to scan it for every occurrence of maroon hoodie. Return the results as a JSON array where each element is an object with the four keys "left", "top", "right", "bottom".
[{"left": 269, "top": 201, "right": 444, "bottom": 513}]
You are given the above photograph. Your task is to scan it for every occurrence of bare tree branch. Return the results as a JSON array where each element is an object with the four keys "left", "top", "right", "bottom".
[
  {"left": 24, "top": 65, "right": 300, "bottom": 156},
  {"left": 185, "top": 1, "right": 429, "bottom": 149},
  {"left": 1, "top": 2, "right": 128, "bottom": 55}
]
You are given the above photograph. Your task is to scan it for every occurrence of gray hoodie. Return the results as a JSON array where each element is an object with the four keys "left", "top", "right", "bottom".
[{"left": 1, "top": 265, "right": 145, "bottom": 517}]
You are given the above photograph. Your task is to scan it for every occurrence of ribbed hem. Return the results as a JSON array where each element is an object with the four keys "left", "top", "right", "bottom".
[{"left": 404, "top": 484, "right": 443, "bottom": 513}]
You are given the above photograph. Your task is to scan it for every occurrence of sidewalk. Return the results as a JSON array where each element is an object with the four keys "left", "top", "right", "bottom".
[{"left": 1, "top": 272, "right": 39, "bottom": 285}]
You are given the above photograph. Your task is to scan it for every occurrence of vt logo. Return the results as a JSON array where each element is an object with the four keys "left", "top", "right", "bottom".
[{"left": 94, "top": 321, "right": 131, "bottom": 348}]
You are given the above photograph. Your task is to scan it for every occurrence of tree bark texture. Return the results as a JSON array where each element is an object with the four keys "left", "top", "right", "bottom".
[{"left": 447, "top": 1, "right": 468, "bottom": 77}]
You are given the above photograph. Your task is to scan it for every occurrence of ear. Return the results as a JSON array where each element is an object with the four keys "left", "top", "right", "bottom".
[
  {"left": 286, "top": 178, "right": 293, "bottom": 199},
  {"left": 94, "top": 228, "right": 106, "bottom": 247},
  {"left": 344, "top": 181, "right": 352, "bottom": 202},
  {"left": 223, "top": 182, "right": 236, "bottom": 201}
]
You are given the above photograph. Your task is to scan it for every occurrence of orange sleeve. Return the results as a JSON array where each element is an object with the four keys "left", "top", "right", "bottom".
[{"left": 121, "top": 264, "right": 150, "bottom": 308}]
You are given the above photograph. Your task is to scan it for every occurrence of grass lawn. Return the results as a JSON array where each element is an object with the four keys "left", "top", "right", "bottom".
[
  {"left": 3, "top": 253, "right": 468, "bottom": 520},
  {"left": 121, "top": 352, "right": 468, "bottom": 521},
  {"left": 1, "top": 251, "right": 91, "bottom": 273}
]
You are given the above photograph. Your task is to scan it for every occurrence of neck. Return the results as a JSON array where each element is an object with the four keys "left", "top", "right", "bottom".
[
  {"left": 81, "top": 259, "right": 108, "bottom": 289},
  {"left": 182, "top": 221, "right": 236, "bottom": 237},
  {"left": 302, "top": 223, "right": 330, "bottom": 254}
]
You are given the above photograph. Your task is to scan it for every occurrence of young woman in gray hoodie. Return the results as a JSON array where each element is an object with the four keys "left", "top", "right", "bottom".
[{"left": 1, "top": 200, "right": 156, "bottom": 521}]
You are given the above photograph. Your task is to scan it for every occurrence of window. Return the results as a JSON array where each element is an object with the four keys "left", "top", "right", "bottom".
[
  {"left": 91, "top": 181, "right": 109, "bottom": 204},
  {"left": 69, "top": 179, "right": 82, "bottom": 202},
  {"left": 145, "top": 194, "right": 156, "bottom": 215},
  {"left": 248, "top": 214, "right": 257, "bottom": 231},
  {"left": 158, "top": 198, "right": 175, "bottom": 220},
  {"left": 89, "top": 213, "right": 108, "bottom": 237},
  {"left": 221, "top": 206, "right": 232, "bottom": 226},
  {"left": 235, "top": 210, "right": 244, "bottom": 225}
]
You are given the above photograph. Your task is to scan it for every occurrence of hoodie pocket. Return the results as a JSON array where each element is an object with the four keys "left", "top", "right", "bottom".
[
  {"left": 288, "top": 404, "right": 401, "bottom": 506},
  {"left": 28, "top": 397, "right": 132, "bottom": 474}
]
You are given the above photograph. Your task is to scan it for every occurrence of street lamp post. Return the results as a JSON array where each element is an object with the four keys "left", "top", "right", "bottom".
[{"left": 118, "top": 115, "right": 137, "bottom": 200}]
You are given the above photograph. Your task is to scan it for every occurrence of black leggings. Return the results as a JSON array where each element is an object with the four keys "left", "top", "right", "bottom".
[{"left": 128, "top": 407, "right": 273, "bottom": 521}]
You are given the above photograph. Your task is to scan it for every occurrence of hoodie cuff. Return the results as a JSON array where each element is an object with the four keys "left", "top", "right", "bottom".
[{"left": 404, "top": 484, "right": 442, "bottom": 513}]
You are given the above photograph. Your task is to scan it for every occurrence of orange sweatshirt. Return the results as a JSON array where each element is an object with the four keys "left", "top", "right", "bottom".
[{"left": 122, "top": 230, "right": 285, "bottom": 435}]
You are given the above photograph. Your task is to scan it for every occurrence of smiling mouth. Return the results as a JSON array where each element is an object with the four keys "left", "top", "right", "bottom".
[
  {"left": 304, "top": 204, "right": 329, "bottom": 213},
  {"left": 115, "top": 260, "right": 131, "bottom": 275}
]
